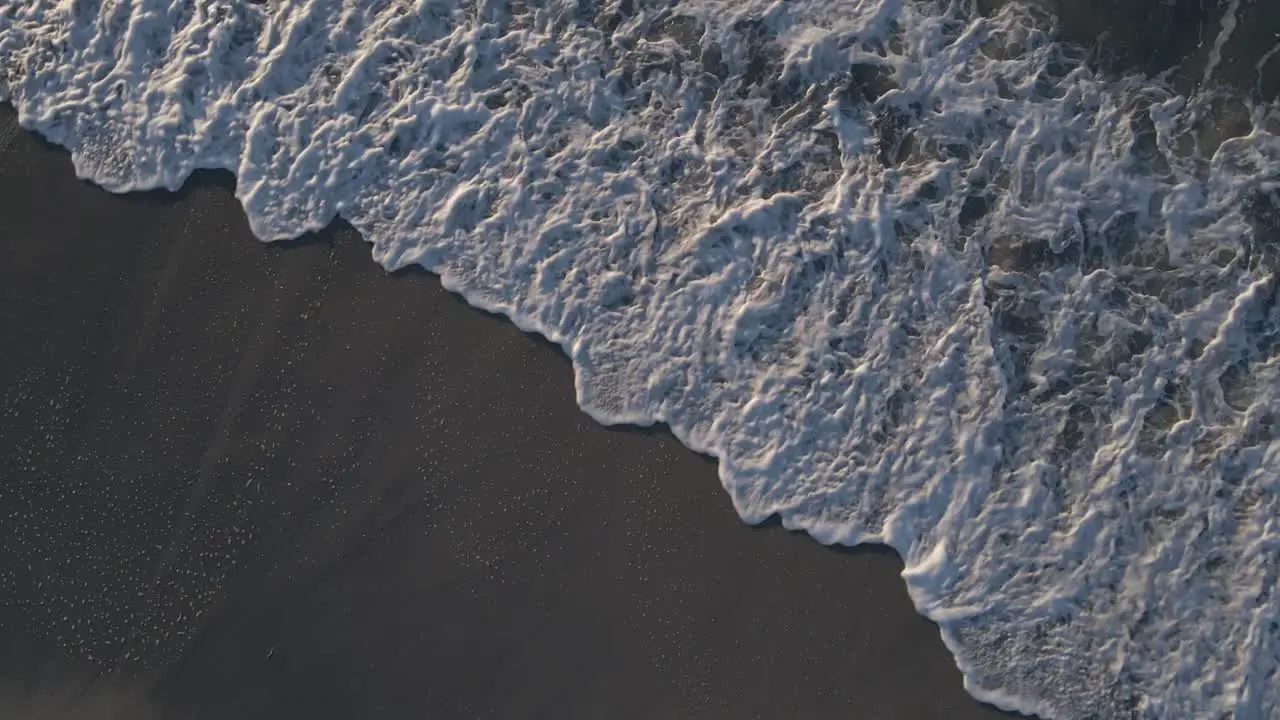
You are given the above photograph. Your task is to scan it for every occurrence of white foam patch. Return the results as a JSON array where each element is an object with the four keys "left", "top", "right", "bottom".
[{"left": 3, "top": 0, "right": 1279, "bottom": 716}]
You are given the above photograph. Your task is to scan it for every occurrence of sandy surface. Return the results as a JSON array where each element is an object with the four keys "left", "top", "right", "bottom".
[
  {"left": 1, "top": 1, "right": 1272, "bottom": 715},
  {"left": 0, "top": 106, "right": 1017, "bottom": 719}
]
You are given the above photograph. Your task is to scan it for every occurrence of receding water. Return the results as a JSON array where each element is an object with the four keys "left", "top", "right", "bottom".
[{"left": 2, "top": 0, "right": 1278, "bottom": 717}]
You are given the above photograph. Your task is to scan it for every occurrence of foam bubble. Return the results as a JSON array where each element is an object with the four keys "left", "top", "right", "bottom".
[{"left": 3, "top": 1, "right": 1278, "bottom": 716}]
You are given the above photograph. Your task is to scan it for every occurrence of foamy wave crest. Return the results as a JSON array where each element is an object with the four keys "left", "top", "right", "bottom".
[{"left": 3, "top": 0, "right": 1278, "bottom": 716}]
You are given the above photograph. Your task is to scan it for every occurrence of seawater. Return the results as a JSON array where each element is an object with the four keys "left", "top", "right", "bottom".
[{"left": 2, "top": 0, "right": 1278, "bottom": 717}]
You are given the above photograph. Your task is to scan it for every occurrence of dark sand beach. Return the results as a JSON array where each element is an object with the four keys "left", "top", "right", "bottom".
[
  {"left": 1, "top": 1, "right": 1275, "bottom": 717},
  {"left": 0, "top": 107, "right": 1018, "bottom": 719}
]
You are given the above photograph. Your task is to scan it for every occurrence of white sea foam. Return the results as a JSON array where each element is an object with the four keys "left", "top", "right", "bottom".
[{"left": 2, "top": 0, "right": 1278, "bottom": 716}]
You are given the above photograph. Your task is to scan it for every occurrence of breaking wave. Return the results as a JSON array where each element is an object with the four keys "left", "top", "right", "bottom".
[{"left": 3, "top": 0, "right": 1279, "bottom": 716}]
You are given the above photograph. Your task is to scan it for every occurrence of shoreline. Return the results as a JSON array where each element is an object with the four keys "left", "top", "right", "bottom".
[
  {"left": 0, "top": 105, "right": 1022, "bottom": 719},
  {"left": 1, "top": 1, "right": 1275, "bottom": 715}
]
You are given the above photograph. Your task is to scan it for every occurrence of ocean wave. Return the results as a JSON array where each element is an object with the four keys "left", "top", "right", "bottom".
[{"left": 2, "top": 0, "right": 1278, "bottom": 716}]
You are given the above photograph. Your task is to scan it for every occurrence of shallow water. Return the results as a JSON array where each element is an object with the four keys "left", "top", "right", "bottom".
[{"left": 2, "top": 0, "right": 1278, "bottom": 717}]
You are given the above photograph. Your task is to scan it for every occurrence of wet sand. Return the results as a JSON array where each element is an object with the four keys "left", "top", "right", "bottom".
[
  {"left": 0, "top": 106, "right": 1018, "bottom": 719},
  {"left": 1, "top": 2, "right": 1274, "bottom": 717}
]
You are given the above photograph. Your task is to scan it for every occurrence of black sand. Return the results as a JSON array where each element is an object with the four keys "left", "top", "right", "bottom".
[
  {"left": 0, "top": 107, "right": 1018, "bottom": 719},
  {"left": 2, "top": 1, "right": 1274, "bottom": 716}
]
